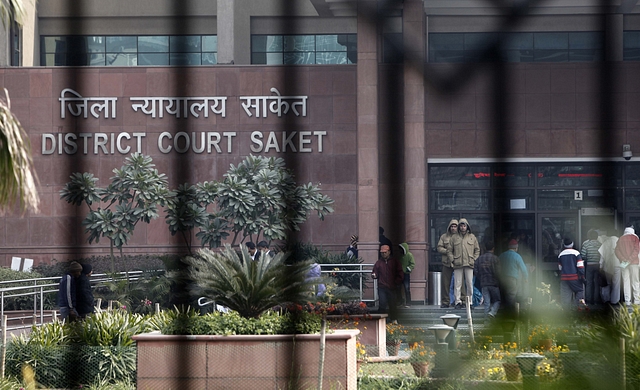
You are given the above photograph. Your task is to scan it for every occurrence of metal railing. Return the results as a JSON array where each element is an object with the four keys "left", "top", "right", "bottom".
[
  {"left": 0, "top": 264, "right": 376, "bottom": 332},
  {"left": 0, "top": 270, "right": 149, "bottom": 332}
]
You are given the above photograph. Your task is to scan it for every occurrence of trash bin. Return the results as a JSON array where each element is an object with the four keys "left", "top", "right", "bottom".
[{"left": 428, "top": 272, "right": 441, "bottom": 305}]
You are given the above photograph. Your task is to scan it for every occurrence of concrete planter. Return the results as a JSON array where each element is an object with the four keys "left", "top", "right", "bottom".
[
  {"left": 133, "top": 329, "right": 359, "bottom": 390},
  {"left": 327, "top": 313, "right": 387, "bottom": 357}
]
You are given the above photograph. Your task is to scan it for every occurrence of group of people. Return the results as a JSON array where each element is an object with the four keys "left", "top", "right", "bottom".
[
  {"left": 244, "top": 240, "right": 273, "bottom": 261},
  {"left": 437, "top": 218, "right": 529, "bottom": 317},
  {"left": 353, "top": 229, "right": 414, "bottom": 322},
  {"left": 57, "top": 261, "right": 94, "bottom": 321}
]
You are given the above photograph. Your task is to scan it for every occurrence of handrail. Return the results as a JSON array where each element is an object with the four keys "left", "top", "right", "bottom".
[{"left": 0, "top": 265, "right": 376, "bottom": 332}]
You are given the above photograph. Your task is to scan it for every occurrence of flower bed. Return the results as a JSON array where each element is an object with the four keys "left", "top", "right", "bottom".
[{"left": 327, "top": 313, "right": 388, "bottom": 357}]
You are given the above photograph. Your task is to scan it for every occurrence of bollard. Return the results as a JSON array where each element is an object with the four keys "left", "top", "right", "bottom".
[
  {"left": 440, "top": 314, "right": 461, "bottom": 351},
  {"left": 428, "top": 324, "right": 454, "bottom": 378},
  {"left": 517, "top": 352, "right": 544, "bottom": 390}
]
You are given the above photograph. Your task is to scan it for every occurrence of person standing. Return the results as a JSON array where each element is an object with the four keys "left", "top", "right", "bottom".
[
  {"left": 57, "top": 261, "right": 83, "bottom": 322},
  {"left": 399, "top": 242, "right": 415, "bottom": 308},
  {"left": 558, "top": 238, "right": 586, "bottom": 308},
  {"left": 76, "top": 263, "right": 95, "bottom": 319},
  {"left": 372, "top": 244, "right": 403, "bottom": 321},
  {"left": 475, "top": 241, "right": 500, "bottom": 318},
  {"left": 498, "top": 239, "right": 528, "bottom": 308},
  {"left": 346, "top": 235, "right": 359, "bottom": 259},
  {"left": 451, "top": 218, "right": 480, "bottom": 309},
  {"left": 245, "top": 241, "right": 258, "bottom": 261},
  {"left": 580, "top": 229, "right": 602, "bottom": 305},
  {"left": 599, "top": 229, "right": 621, "bottom": 305},
  {"left": 437, "top": 219, "right": 458, "bottom": 308},
  {"left": 256, "top": 241, "right": 273, "bottom": 261},
  {"left": 615, "top": 226, "right": 640, "bottom": 306}
]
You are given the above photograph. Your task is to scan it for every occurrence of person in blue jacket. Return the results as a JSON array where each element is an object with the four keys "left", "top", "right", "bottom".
[
  {"left": 76, "top": 263, "right": 95, "bottom": 318},
  {"left": 57, "top": 261, "right": 83, "bottom": 321}
]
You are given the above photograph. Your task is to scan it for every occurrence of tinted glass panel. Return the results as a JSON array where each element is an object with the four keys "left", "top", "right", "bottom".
[
  {"left": 284, "top": 52, "right": 315, "bottom": 64},
  {"left": 430, "top": 33, "right": 464, "bottom": 50},
  {"left": 534, "top": 50, "right": 568, "bottom": 62},
  {"left": 284, "top": 35, "right": 315, "bottom": 52},
  {"left": 202, "top": 53, "right": 217, "bottom": 65},
  {"left": 569, "top": 32, "right": 602, "bottom": 49},
  {"left": 316, "top": 52, "right": 349, "bottom": 64},
  {"left": 538, "top": 189, "right": 612, "bottom": 210},
  {"left": 626, "top": 190, "right": 640, "bottom": 210},
  {"left": 493, "top": 165, "right": 534, "bottom": 187},
  {"left": 106, "top": 36, "right": 136, "bottom": 53},
  {"left": 502, "top": 33, "right": 533, "bottom": 50},
  {"left": 494, "top": 189, "right": 534, "bottom": 211},
  {"left": 430, "top": 190, "right": 490, "bottom": 211},
  {"left": 170, "top": 53, "right": 201, "bottom": 65},
  {"left": 202, "top": 35, "right": 217, "bottom": 52},
  {"left": 86, "top": 36, "right": 105, "bottom": 53},
  {"left": 625, "top": 165, "right": 640, "bottom": 186},
  {"left": 464, "top": 33, "right": 497, "bottom": 50},
  {"left": 430, "top": 166, "right": 491, "bottom": 188},
  {"left": 534, "top": 33, "right": 568, "bottom": 49},
  {"left": 106, "top": 53, "right": 137, "bottom": 66},
  {"left": 89, "top": 53, "right": 106, "bottom": 66},
  {"left": 138, "top": 36, "right": 168, "bottom": 53},
  {"left": 316, "top": 35, "right": 347, "bottom": 51},
  {"left": 538, "top": 165, "right": 620, "bottom": 187},
  {"left": 170, "top": 36, "right": 201, "bottom": 52},
  {"left": 138, "top": 53, "right": 169, "bottom": 65}
]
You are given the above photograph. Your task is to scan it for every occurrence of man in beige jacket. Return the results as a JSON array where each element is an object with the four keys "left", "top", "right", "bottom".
[
  {"left": 437, "top": 219, "right": 458, "bottom": 308},
  {"left": 451, "top": 218, "right": 480, "bottom": 309}
]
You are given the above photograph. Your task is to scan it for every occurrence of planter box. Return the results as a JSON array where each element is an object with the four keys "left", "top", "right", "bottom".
[
  {"left": 133, "top": 329, "right": 359, "bottom": 390},
  {"left": 327, "top": 313, "right": 387, "bottom": 357}
]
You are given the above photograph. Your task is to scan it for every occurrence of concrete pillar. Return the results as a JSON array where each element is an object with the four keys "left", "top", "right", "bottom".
[
  {"left": 403, "top": 0, "right": 427, "bottom": 303},
  {"left": 217, "top": 0, "right": 251, "bottom": 65},
  {"left": 606, "top": 13, "right": 623, "bottom": 62},
  {"left": 357, "top": 0, "right": 380, "bottom": 264}
]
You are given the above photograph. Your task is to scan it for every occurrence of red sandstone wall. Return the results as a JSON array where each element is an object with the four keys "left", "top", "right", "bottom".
[{"left": 0, "top": 65, "right": 358, "bottom": 267}]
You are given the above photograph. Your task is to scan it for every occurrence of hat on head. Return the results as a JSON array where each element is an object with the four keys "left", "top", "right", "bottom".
[
  {"left": 508, "top": 239, "right": 518, "bottom": 249},
  {"left": 563, "top": 238, "right": 574, "bottom": 248},
  {"left": 380, "top": 244, "right": 390, "bottom": 252},
  {"left": 69, "top": 261, "right": 83, "bottom": 273},
  {"left": 350, "top": 235, "right": 358, "bottom": 246},
  {"left": 81, "top": 263, "right": 92, "bottom": 275}
]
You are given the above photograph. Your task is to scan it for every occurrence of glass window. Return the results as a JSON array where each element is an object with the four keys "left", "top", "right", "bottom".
[
  {"left": 534, "top": 50, "right": 568, "bottom": 62},
  {"left": 316, "top": 35, "right": 347, "bottom": 51},
  {"left": 202, "top": 52, "right": 217, "bottom": 65},
  {"left": 538, "top": 189, "right": 613, "bottom": 210},
  {"left": 202, "top": 35, "right": 217, "bottom": 52},
  {"left": 170, "top": 53, "right": 201, "bottom": 65},
  {"left": 170, "top": 36, "right": 201, "bottom": 52},
  {"left": 138, "top": 36, "right": 169, "bottom": 53},
  {"left": 106, "top": 53, "right": 137, "bottom": 66},
  {"left": 624, "top": 31, "right": 640, "bottom": 49},
  {"left": 534, "top": 33, "right": 568, "bottom": 50},
  {"left": 284, "top": 35, "right": 315, "bottom": 52},
  {"left": 138, "top": 53, "right": 168, "bottom": 66},
  {"left": 430, "top": 33, "right": 464, "bottom": 51},
  {"left": 383, "top": 33, "right": 403, "bottom": 63},
  {"left": 502, "top": 33, "right": 533, "bottom": 50},
  {"left": 538, "top": 165, "right": 620, "bottom": 187},
  {"left": 624, "top": 189, "right": 640, "bottom": 210},
  {"left": 430, "top": 166, "right": 491, "bottom": 188},
  {"left": 317, "top": 52, "right": 349, "bottom": 64},
  {"left": 570, "top": 32, "right": 603, "bottom": 49},
  {"left": 284, "top": 52, "right": 315, "bottom": 64},
  {"left": 106, "top": 36, "right": 136, "bottom": 53},
  {"left": 494, "top": 189, "right": 534, "bottom": 211},
  {"left": 464, "top": 33, "right": 497, "bottom": 51},
  {"left": 430, "top": 190, "right": 490, "bottom": 211},
  {"left": 624, "top": 164, "right": 640, "bottom": 186},
  {"left": 493, "top": 165, "right": 534, "bottom": 187}
]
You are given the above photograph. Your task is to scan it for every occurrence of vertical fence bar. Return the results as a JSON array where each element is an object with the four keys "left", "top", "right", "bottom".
[
  {"left": 40, "top": 286, "right": 44, "bottom": 325},
  {"left": 0, "top": 315, "right": 7, "bottom": 378}
]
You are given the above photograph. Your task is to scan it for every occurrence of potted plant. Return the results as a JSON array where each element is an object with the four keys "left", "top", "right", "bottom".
[
  {"left": 529, "top": 324, "right": 556, "bottom": 351},
  {"left": 407, "top": 341, "right": 435, "bottom": 377},
  {"left": 385, "top": 322, "right": 406, "bottom": 356},
  {"left": 499, "top": 343, "right": 521, "bottom": 381}
]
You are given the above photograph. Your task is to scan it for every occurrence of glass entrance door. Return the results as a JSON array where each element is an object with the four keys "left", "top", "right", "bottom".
[{"left": 537, "top": 213, "right": 579, "bottom": 297}]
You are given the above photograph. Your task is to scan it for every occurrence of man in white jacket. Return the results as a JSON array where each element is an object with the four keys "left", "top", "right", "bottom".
[{"left": 598, "top": 229, "right": 620, "bottom": 305}]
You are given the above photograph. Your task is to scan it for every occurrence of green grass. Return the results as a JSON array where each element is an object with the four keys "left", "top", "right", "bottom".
[{"left": 360, "top": 361, "right": 415, "bottom": 377}]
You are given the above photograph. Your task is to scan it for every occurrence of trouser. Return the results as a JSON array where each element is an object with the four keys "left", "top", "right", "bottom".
[
  {"left": 622, "top": 264, "right": 640, "bottom": 304},
  {"left": 502, "top": 276, "right": 518, "bottom": 307},
  {"left": 441, "top": 265, "right": 453, "bottom": 306},
  {"left": 401, "top": 273, "right": 412, "bottom": 305},
  {"left": 585, "top": 264, "right": 601, "bottom": 304},
  {"left": 454, "top": 267, "right": 474, "bottom": 305},
  {"left": 605, "top": 267, "right": 621, "bottom": 304},
  {"left": 378, "top": 286, "right": 398, "bottom": 321},
  {"left": 482, "top": 285, "right": 501, "bottom": 316},
  {"left": 560, "top": 279, "right": 584, "bottom": 307}
]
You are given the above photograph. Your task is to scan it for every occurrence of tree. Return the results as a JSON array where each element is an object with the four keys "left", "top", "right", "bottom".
[
  {"left": 60, "top": 153, "right": 169, "bottom": 272},
  {"left": 167, "top": 155, "right": 335, "bottom": 249},
  {"left": 179, "top": 245, "right": 314, "bottom": 318}
]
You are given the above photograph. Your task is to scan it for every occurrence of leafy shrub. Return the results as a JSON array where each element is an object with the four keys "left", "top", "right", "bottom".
[
  {"left": 160, "top": 307, "right": 321, "bottom": 335},
  {"left": 32, "top": 254, "right": 170, "bottom": 277}
]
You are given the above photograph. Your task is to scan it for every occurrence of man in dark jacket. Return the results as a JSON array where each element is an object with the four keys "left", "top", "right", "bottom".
[
  {"left": 57, "top": 261, "right": 83, "bottom": 321},
  {"left": 474, "top": 241, "right": 500, "bottom": 317},
  {"left": 76, "top": 263, "right": 95, "bottom": 318},
  {"left": 558, "top": 238, "right": 586, "bottom": 307},
  {"left": 372, "top": 244, "right": 403, "bottom": 321}
]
